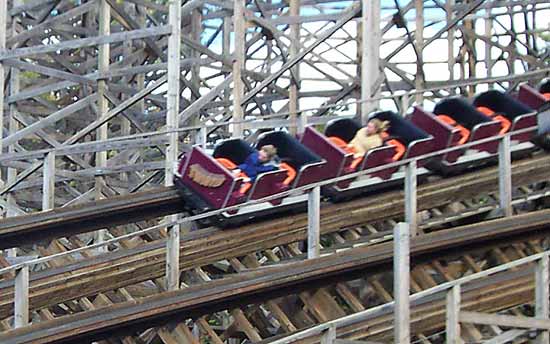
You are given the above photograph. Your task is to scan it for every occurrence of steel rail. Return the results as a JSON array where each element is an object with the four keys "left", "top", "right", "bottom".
[{"left": 1, "top": 209, "right": 549, "bottom": 344}]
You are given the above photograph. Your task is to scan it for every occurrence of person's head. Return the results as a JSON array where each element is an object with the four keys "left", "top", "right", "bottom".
[
  {"left": 258, "top": 145, "right": 277, "bottom": 162},
  {"left": 366, "top": 119, "right": 389, "bottom": 135}
]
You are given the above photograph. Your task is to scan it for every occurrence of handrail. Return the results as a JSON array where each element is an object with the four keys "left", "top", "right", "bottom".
[
  {"left": 0, "top": 124, "right": 540, "bottom": 276},
  {"left": 269, "top": 250, "right": 550, "bottom": 344}
]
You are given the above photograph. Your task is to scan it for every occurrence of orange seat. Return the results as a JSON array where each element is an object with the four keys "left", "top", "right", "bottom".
[
  {"left": 476, "top": 106, "right": 495, "bottom": 116},
  {"left": 216, "top": 157, "right": 237, "bottom": 170},
  {"left": 328, "top": 136, "right": 355, "bottom": 154},
  {"left": 437, "top": 114, "right": 470, "bottom": 145},
  {"left": 476, "top": 106, "right": 511, "bottom": 135},
  {"left": 543, "top": 93, "right": 550, "bottom": 101},
  {"left": 380, "top": 132, "right": 406, "bottom": 161},
  {"left": 492, "top": 115, "right": 511, "bottom": 135},
  {"left": 387, "top": 139, "right": 406, "bottom": 161},
  {"left": 279, "top": 162, "right": 296, "bottom": 186},
  {"left": 328, "top": 136, "right": 362, "bottom": 170},
  {"left": 215, "top": 158, "right": 251, "bottom": 194}
]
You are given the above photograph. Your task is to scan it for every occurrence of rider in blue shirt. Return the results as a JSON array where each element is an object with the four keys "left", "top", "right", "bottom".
[{"left": 237, "top": 145, "right": 279, "bottom": 182}]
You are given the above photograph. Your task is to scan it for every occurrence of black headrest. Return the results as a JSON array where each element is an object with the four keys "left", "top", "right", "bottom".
[
  {"left": 434, "top": 97, "right": 491, "bottom": 129},
  {"left": 213, "top": 139, "right": 255, "bottom": 164},
  {"left": 324, "top": 118, "right": 361, "bottom": 143},
  {"left": 370, "top": 111, "right": 430, "bottom": 144},
  {"left": 256, "top": 131, "right": 322, "bottom": 169},
  {"left": 474, "top": 90, "right": 533, "bottom": 119},
  {"left": 540, "top": 79, "right": 550, "bottom": 94}
]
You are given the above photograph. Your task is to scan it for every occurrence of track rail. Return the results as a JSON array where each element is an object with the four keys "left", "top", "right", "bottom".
[
  {"left": 0, "top": 154, "right": 548, "bottom": 320},
  {"left": 1, "top": 209, "right": 549, "bottom": 343},
  {"left": 0, "top": 154, "right": 548, "bottom": 250}
]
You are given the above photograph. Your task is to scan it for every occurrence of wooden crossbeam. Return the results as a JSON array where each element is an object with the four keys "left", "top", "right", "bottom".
[{"left": 460, "top": 311, "right": 550, "bottom": 330}]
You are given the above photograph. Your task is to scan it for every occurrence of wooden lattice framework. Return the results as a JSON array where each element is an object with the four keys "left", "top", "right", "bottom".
[{"left": 0, "top": 0, "right": 549, "bottom": 342}]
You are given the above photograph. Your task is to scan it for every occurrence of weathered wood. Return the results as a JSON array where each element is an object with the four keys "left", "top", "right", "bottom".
[
  {"left": 460, "top": 310, "right": 550, "bottom": 329},
  {"left": 536, "top": 254, "right": 550, "bottom": 344},
  {"left": 446, "top": 285, "right": 461, "bottom": 344},
  {"left": 14, "top": 265, "right": 29, "bottom": 328},
  {"left": 308, "top": 186, "right": 321, "bottom": 259},
  {"left": 0, "top": 26, "right": 172, "bottom": 60},
  {"left": 394, "top": 222, "right": 410, "bottom": 344},
  {"left": 1, "top": 212, "right": 548, "bottom": 343}
]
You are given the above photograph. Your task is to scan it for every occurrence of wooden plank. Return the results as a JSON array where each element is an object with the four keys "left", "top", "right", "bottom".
[
  {"left": 0, "top": 26, "right": 172, "bottom": 60},
  {"left": 483, "top": 329, "right": 527, "bottom": 344},
  {"left": 446, "top": 285, "right": 461, "bottom": 344},
  {"left": 460, "top": 311, "right": 550, "bottom": 330},
  {"left": 1, "top": 94, "right": 97, "bottom": 147},
  {"left": 394, "top": 222, "right": 410, "bottom": 344}
]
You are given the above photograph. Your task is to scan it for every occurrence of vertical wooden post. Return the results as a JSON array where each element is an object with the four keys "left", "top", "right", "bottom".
[
  {"left": 6, "top": 2, "right": 21, "bottom": 257},
  {"left": 166, "top": 0, "right": 181, "bottom": 187},
  {"left": 232, "top": 0, "right": 245, "bottom": 137},
  {"left": 14, "top": 265, "right": 29, "bottom": 328},
  {"left": 165, "top": 0, "right": 182, "bottom": 291},
  {"left": 394, "top": 222, "right": 410, "bottom": 344},
  {"left": 289, "top": 0, "right": 301, "bottom": 135},
  {"left": 95, "top": 0, "right": 111, "bottom": 249},
  {"left": 0, "top": 0, "right": 6, "bottom": 188},
  {"left": 197, "top": 127, "right": 207, "bottom": 148},
  {"left": 498, "top": 135, "right": 512, "bottom": 217},
  {"left": 307, "top": 186, "right": 321, "bottom": 259},
  {"left": 361, "top": 0, "right": 381, "bottom": 122},
  {"left": 536, "top": 254, "right": 549, "bottom": 344},
  {"left": 414, "top": 0, "right": 424, "bottom": 106},
  {"left": 485, "top": 7, "right": 493, "bottom": 86},
  {"left": 166, "top": 217, "right": 180, "bottom": 291},
  {"left": 446, "top": 0, "right": 455, "bottom": 94},
  {"left": 42, "top": 152, "right": 55, "bottom": 211},
  {"left": 405, "top": 161, "right": 417, "bottom": 236},
  {"left": 446, "top": 285, "right": 461, "bottom": 344},
  {"left": 320, "top": 324, "right": 336, "bottom": 344}
]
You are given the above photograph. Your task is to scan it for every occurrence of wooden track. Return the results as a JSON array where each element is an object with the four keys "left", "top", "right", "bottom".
[
  {"left": 0, "top": 155, "right": 548, "bottom": 321},
  {"left": 1, "top": 209, "right": 549, "bottom": 343},
  {"left": 0, "top": 154, "right": 548, "bottom": 250}
]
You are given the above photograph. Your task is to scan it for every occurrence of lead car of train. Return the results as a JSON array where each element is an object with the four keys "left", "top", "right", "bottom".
[{"left": 174, "top": 82, "right": 550, "bottom": 227}]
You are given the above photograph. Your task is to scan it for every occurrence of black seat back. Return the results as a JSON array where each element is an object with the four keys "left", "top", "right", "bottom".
[
  {"left": 324, "top": 118, "right": 362, "bottom": 143},
  {"left": 434, "top": 97, "right": 492, "bottom": 130},
  {"left": 256, "top": 131, "right": 323, "bottom": 170},
  {"left": 213, "top": 139, "right": 255, "bottom": 165},
  {"left": 474, "top": 90, "right": 533, "bottom": 120},
  {"left": 370, "top": 111, "right": 430, "bottom": 145}
]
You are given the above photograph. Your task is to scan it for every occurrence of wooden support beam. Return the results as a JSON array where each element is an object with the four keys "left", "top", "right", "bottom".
[
  {"left": 42, "top": 152, "right": 55, "bottom": 211},
  {"left": 460, "top": 311, "right": 550, "bottom": 330},
  {"left": 232, "top": 0, "right": 245, "bottom": 137},
  {"left": 536, "top": 254, "right": 550, "bottom": 343},
  {"left": 499, "top": 135, "right": 512, "bottom": 217},
  {"left": 0, "top": 26, "right": 172, "bottom": 60},
  {"left": 361, "top": 0, "right": 380, "bottom": 120},
  {"left": 165, "top": 0, "right": 181, "bottom": 186},
  {"left": 405, "top": 161, "right": 417, "bottom": 235},
  {"left": 394, "top": 222, "right": 410, "bottom": 344},
  {"left": 288, "top": 0, "right": 300, "bottom": 135},
  {"left": 14, "top": 265, "right": 29, "bottom": 328},
  {"left": 446, "top": 285, "right": 461, "bottom": 344},
  {"left": 308, "top": 186, "right": 321, "bottom": 259},
  {"left": 0, "top": 0, "right": 5, "bottom": 188}
]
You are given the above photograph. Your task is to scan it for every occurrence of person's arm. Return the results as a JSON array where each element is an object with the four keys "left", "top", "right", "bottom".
[{"left": 238, "top": 152, "right": 257, "bottom": 170}]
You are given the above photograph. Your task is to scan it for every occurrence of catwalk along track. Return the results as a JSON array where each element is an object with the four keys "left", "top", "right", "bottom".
[
  {"left": 0, "top": 153, "right": 549, "bottom": 250},
  {"left": 1, "top": 209, "right": 549, "bottom": 344},
  {"left": 0, "top": 154, "right": 548, "bottom": 320}
]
